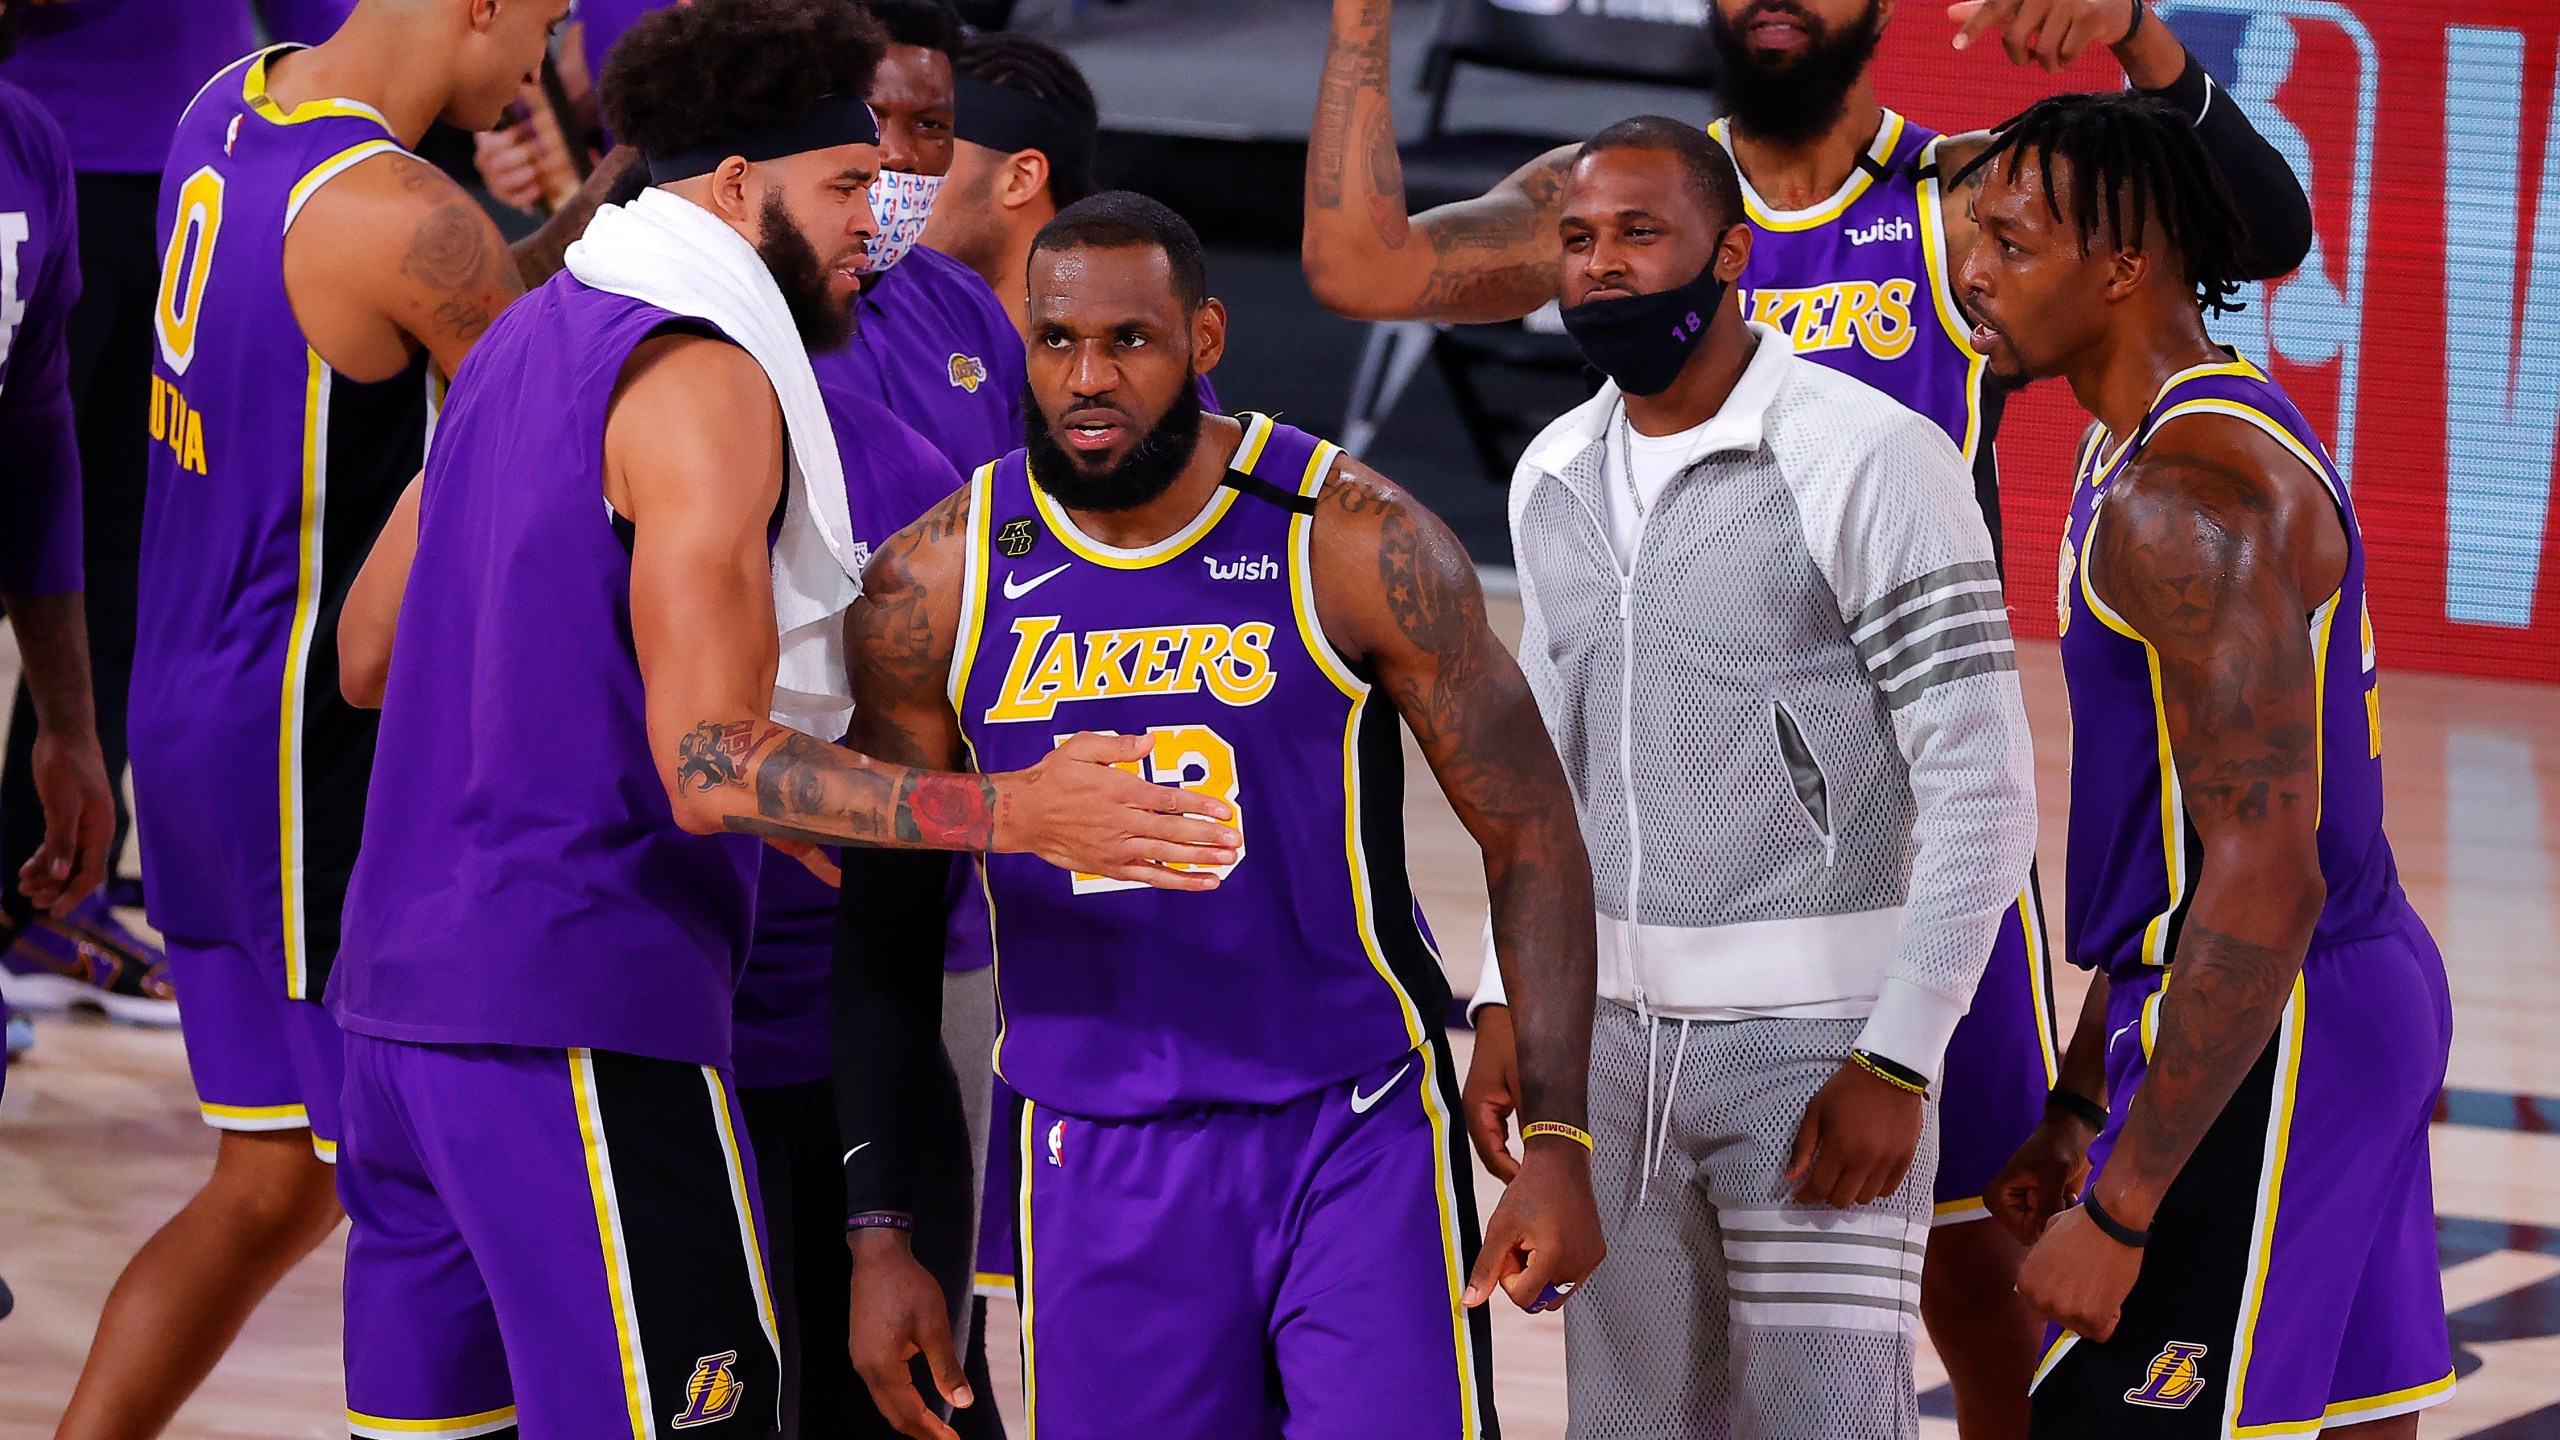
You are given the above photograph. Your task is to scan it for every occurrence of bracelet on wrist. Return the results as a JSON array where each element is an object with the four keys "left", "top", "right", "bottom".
[
  {"left": 2047, "top": 1087, "right": 2110, "bottom": 1132},
  {"left": 2081, "top": 1190, "right": 2150, "bottom": 1249},
  {"left": 1850, "top": 1049, "right": 1930, "bottom": 1096},
  {"left": 846, "top": 1210, "right": 914, "bottom": 1233},
  {"left": 1521, "top": 1120, "right": 1595, "bottom": 1152},
  {"left": 2118, "top": 0, "right": 2147, "bottom": 47}
]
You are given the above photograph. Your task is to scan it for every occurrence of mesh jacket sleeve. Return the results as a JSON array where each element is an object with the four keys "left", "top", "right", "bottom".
[
  {"left": 1468, "top": 455, "right": 1577, "bottom": 1020},
  {"left": 1794, "top": 405, "right": 2038, "bottom": 1081}
]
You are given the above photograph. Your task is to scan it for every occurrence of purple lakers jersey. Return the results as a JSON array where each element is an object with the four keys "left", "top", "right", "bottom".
[
  {"left": 129, "top": 47, "right": 431, "bottom": 998},
  {"left": 2058, "top": 357, "right": 2402, "bottom": 979},
  {"left": 953, "top": 415, "right": 1442, "bottom": 1118},
  {"left": 0, "top": 80, "right": 82, "bottom": 598},
  {"left": 1714, "top": 110, "right": 1988, "bottom": 462}
]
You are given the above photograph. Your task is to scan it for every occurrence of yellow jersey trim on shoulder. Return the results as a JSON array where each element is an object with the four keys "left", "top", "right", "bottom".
[
  {"left": 1028, "top": 414, "right": 1269, "bottom": 569},
  {"left": 286, "top": 138, "right": 405, "bottom": 233},
  {"left": 948, "top": 462, "right": 996, "bottom": 710},
  {"left": 1716, "top": 110, "right": 1908, "bottom": 231},
  {"left": 244, "top": 47, "right": 395, "bottom": 130},
  {"left": 1285, "top": 439, "right": 1367, "bottom": 701},
  {"left": 2144, "top": 397, "right": 2344, "bottom": 508},
  {"left": 1913, "top": 134, "right": 1989, "bottom": 462}
]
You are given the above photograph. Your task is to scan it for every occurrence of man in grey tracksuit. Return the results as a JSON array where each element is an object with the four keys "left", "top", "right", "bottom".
[{"left": 1463, "top": 119, "right": 2037, "bottom": 1438}]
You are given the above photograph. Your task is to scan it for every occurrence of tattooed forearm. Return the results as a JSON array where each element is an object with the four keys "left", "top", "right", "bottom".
[
  {"left": 677, "top": 720, "right": 759, "bottom": 791},
  {"left": 1309, "top": 0, "right": 1395, "bottom": 213},
  {"left": 678, "top": 717, "right": 996, "bottom": 852},
  {"left": 2087, "top": 436, "right": 2329, "bottom": 1220},
  {"left": 1333, "top": 472, "right": 1596, "bottom": 1127}
]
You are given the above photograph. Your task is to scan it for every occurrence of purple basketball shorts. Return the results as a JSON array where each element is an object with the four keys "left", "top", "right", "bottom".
[
  {"left": 2029, "top": 915, "right": 2455, "bottom": 1436},
  {"left": 337, "top": 1032, "right": 783, "bottom": 1438},
  {"left": 167, "top": 937, "right": 344, "bottom": 1161},
  {"left": 1013, "top": 1041, "right": 1498, "bottom": 1439}
]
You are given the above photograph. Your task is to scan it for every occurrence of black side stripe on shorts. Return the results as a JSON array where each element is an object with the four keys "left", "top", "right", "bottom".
[{"left": 576, "top": 1049, "right": 783, "bottom": 1439}]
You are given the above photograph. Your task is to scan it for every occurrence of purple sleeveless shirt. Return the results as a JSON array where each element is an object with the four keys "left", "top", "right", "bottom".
[
  {"left": 2, "top": 2, "right": 351, "bottom": 175},
  {"left": 0, "top": 80, "right": 82, "bottom": 597},
  {"left": 952, "top": 415, "right": 1443, "bottom": 1118},
  {"left": 332, "top": 275, "right": 762, "bottom": 1068},
  {"left": 1714, "top": 110, "right": 1988, "bottom": 461},
  {"left": 2058, "top": 357, "right": 2405, "bottom": 979},
  {"left": 129, "top": 48, "right": 428, "bottom": 999}
]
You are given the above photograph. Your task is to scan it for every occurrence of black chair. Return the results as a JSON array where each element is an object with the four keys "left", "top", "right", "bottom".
[{"left": 1343, "top": 0, "right": 1721, "bottom": 482}]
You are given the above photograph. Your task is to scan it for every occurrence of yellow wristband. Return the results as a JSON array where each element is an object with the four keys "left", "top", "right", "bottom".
[
  {"left": 1521, "top": 1121, "right": 1595, "bottom": 1151},
  {"left": 1851, "top": 1049, "right": 1930, "bottom": 1096}
]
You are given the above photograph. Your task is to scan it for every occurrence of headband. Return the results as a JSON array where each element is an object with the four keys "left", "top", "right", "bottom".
[
  {"left": 953, "top": 73, "right": 1096, "bottom": 180},
  {"left": 645, "top": 94, "right": 881, "bottom": 184}
]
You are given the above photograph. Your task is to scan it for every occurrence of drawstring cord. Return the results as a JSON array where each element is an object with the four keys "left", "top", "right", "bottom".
[{"left": 1637, "top": 1012, "right": 1695, "bottom": 1206}]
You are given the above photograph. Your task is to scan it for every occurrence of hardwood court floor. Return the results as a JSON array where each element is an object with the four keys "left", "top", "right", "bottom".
[{"left": 4, "top": 619, "right": 2558, "bottom": 1437}]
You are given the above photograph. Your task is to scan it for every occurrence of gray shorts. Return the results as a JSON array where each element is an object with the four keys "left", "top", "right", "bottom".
[{"left": 1566, "top": 1000, "right": 1938, "bottom": 1440}]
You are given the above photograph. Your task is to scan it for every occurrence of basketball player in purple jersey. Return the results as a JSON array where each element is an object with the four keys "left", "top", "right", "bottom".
[
  {"left": 836, "top": 192, "right": 1605, "bottom": 1440},
  {"left": 328, "top": 5, "right": 1236, "bottom": 1432},
  {"left": 1300, "top": 1, "right": 2311, "bottom": 1428},
  {"left": 63, "top": 3, "right": 633, "bottom": 1435},
  {"left": 1955, "top": 92, "right": 2452, "bottom": 1439},
  {"left": 0, "top": 30, "right": 119, "bottom": 1065}
]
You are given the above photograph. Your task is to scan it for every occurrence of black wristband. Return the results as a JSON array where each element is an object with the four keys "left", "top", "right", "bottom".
[
  {"left": 1851, "top": 1048, "right": 1931, "bottom": 1095},
  {"left": 2047, "top": 1087, "right": 2110, "bottom": 1131},
  {"left": 2118, "top": 0, "right": 2146, "bottom": 47},
  {"left": 2082, "top": 1190, "right": 2150, "bottom": 1248}
]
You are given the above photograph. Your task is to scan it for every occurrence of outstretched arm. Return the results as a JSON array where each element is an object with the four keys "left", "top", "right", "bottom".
[
  {"left": 1940, "top": 0, "right": 2312, "bottom": 277},
  {"left": 2017, "top": 415, "right": 2342, "bottom": 1340},
  {"left": 1310, "top": 455, "right": 1604, "bottom": 1312},
  {"left": 1302, "top": 0, "right": 1571, "bottom": 323},
  {"left": 609, "top": 334, "right": 1241, "bottom": 869}
]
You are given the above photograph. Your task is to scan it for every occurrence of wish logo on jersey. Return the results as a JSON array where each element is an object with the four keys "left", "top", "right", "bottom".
[
  {"left": 1744, "top": 279, "right": 1919, "bottom": 360},
  {"left": 985, "top": 616, "right": 1276, "bottom": 723}
]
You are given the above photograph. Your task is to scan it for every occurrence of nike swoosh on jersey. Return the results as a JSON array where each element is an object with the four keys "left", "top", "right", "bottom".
[
  {"left": 1350, "top": 1061, "right": 1415, "bottom": 1115},
  {"left": 1002, "top": 562, "right": 1073, "bottom": 600},
  {"left": 842, "top": 1141, "right": 873, "bottom": 1163}
]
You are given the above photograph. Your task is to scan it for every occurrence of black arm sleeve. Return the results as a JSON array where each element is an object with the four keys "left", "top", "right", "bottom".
[
  {"left": 833, "top": 844, "right": 961, "bottom": 1220},
  {"left": 2139, "top": 47, "right": 2314, "bottom": 281}
]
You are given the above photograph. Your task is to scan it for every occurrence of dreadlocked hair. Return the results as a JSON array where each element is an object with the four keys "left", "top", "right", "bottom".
[
  {"left": 1954, "top": 91, "right": 2249, "bottom": 316},
  {"left": 957, "top": 32, "right": 1100, "bottom": 205}
]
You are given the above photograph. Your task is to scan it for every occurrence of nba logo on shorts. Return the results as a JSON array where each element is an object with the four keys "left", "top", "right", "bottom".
[
  {"left": 2163, "top": 1, "right": 2373, "bottom": 486},
  {"left": 672, "top": 1350, "right": 745, "bottom": 1429},
  {"left": 1047, "top": 1117, "right": 1066, "bottom": 1167},
  {"left": 948, "top": 352, "right": 989, "bottom": 394},
  {"left": 2124, "top": 1341, "right": 2211, "bottom": 1410}
]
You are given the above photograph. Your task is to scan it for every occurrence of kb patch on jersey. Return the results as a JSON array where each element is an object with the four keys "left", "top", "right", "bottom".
[
  {"left": 995, "top": 516, "right": 1038, "bottom": 559},
  {"left": 2124, "top": 1341, "right": 2211, "bottom": 1411}
]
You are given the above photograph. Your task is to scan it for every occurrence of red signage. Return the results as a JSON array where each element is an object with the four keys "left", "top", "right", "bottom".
[{"left": 1874, "top": 1, "right": 2560, "bottom": 681}]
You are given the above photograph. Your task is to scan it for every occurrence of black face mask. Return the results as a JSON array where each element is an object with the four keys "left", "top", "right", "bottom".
[{"left": 1559, "top": 258, "right": 1731, "bottom": 397}]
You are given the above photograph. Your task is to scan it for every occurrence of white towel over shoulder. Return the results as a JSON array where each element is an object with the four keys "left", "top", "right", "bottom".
[{"left": 564, "top": 187, "right": 862, "bottom": 739}]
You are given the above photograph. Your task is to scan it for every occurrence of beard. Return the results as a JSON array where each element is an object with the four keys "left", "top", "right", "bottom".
[
  {"left": 1709, "top": 0, "right": 1886, "bottom": 147},
  {"left": 756, "top": 193, "right": 856, "bottom": 352},
  {"left": 1022, "top": 374, "right": 1205, "bottom": 514}
]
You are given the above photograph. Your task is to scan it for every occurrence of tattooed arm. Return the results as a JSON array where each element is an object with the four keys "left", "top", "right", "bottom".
[
  {"left": 1310, "top": 456, "right": 1604, "bottom": 1312},
  {"left": 1302, "top": 0, "right": 1573, "bottom": 323},
  {"left": 288, "top": 152, "right": 528, "bottom": 382},
  {"left": 510, "top": 145, "right": 647, "bottom": 288},
  {"left": 2016, "top": 413, "right": 2347, "bottom": 1340},
  {"left": 608, "top": 336, "right": 1240, "bottom": 878}
]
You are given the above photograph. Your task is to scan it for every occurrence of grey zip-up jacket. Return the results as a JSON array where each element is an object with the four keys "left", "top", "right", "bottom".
[{"left": 1474, "top": 330, "right": 2035, "bottom": 1080}]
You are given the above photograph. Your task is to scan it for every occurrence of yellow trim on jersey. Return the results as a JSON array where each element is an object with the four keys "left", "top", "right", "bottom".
[
  {"left": 704, "top": 1068, "right": 784, "bottom": 1365},
  {"left": 199, "top": 1100, "right": 310, "bottom": 1128},
  {"left": 1016, "top": 1104, "right": 1043, "bottom": 1438},
  {"left": 2076, "top": 513, "right": 2187, "bottom": 969},
  {"left": 2302, "top": 1369, "right": 2458, "bottom": 1429},
  {"left": 1285, "top": 440, "right": 1365, "bottom": 700},
  {"left": 1415, "top": 1041, "right": 1488, "bottom": 1439},
  {"left": 347, "top": 1404, "right": 519, "bottom": 1440},
  {"left": 279, "top": 352, "right": 330, "bottom": 1000},
  {"left": 1914, "top": 136, "right": 1990, "bottom": 463},
  {"left": 1932, "top": 1196, "right": 1991, "bottom": 1224},
  {"left": 2085, "top": 356, "right": 2266, "bottom": 482},
  {"left": 1712, "top": 111, "right": 1908, "bottom": 231},
  {"left": 2308, "top": 596, "right": 2338, "bottom": 827},
  {"left": 946, "top": 463, "right": 996, "bottom": 710},
  {"left": 312, "top": 1134, "right": 339, "bottom": 1164},
  {"left": 2143, "top": 397, "right": 2341, "bottom": 506},
  {"left": 2019, "top": 891, "right": 2060, "bottom": 1085},
  {"left": 1027, "top": 414, "right": 1271, "bottom": 569},
  {"left": 2029, "top": 1332, "right": 2078, "bottom": 1392},
  {"left": 243, "top": 46, "right": 395, "bottom": 129},
  {"left": 286, "top": 139, "right": 404, "bottom": 232},
  {"left": 2222, "top": 974, "right": 2307, "bottom": 1439},
  {"left": 570, "top": 1050, "right": 655, "bottom": 1440},
  {"left": 972, "top": 1270, "right": 1017, "bottom": 1297},
  {"left": 2140, "top": 980, "right": 2164, "bottom": 1062}
]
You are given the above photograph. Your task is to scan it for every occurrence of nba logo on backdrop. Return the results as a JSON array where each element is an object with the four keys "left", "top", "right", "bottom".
[
  {"left": 672, "top": 1351, "right": 745, "bottom": 1429},
  {"left": 2164, "top": 2, "right": 2372, "bottom": 487}
]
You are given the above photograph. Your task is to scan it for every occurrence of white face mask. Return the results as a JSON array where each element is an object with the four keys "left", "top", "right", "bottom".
[{"left": 857, "top": 168, "right": 948, "bottom": 276}]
